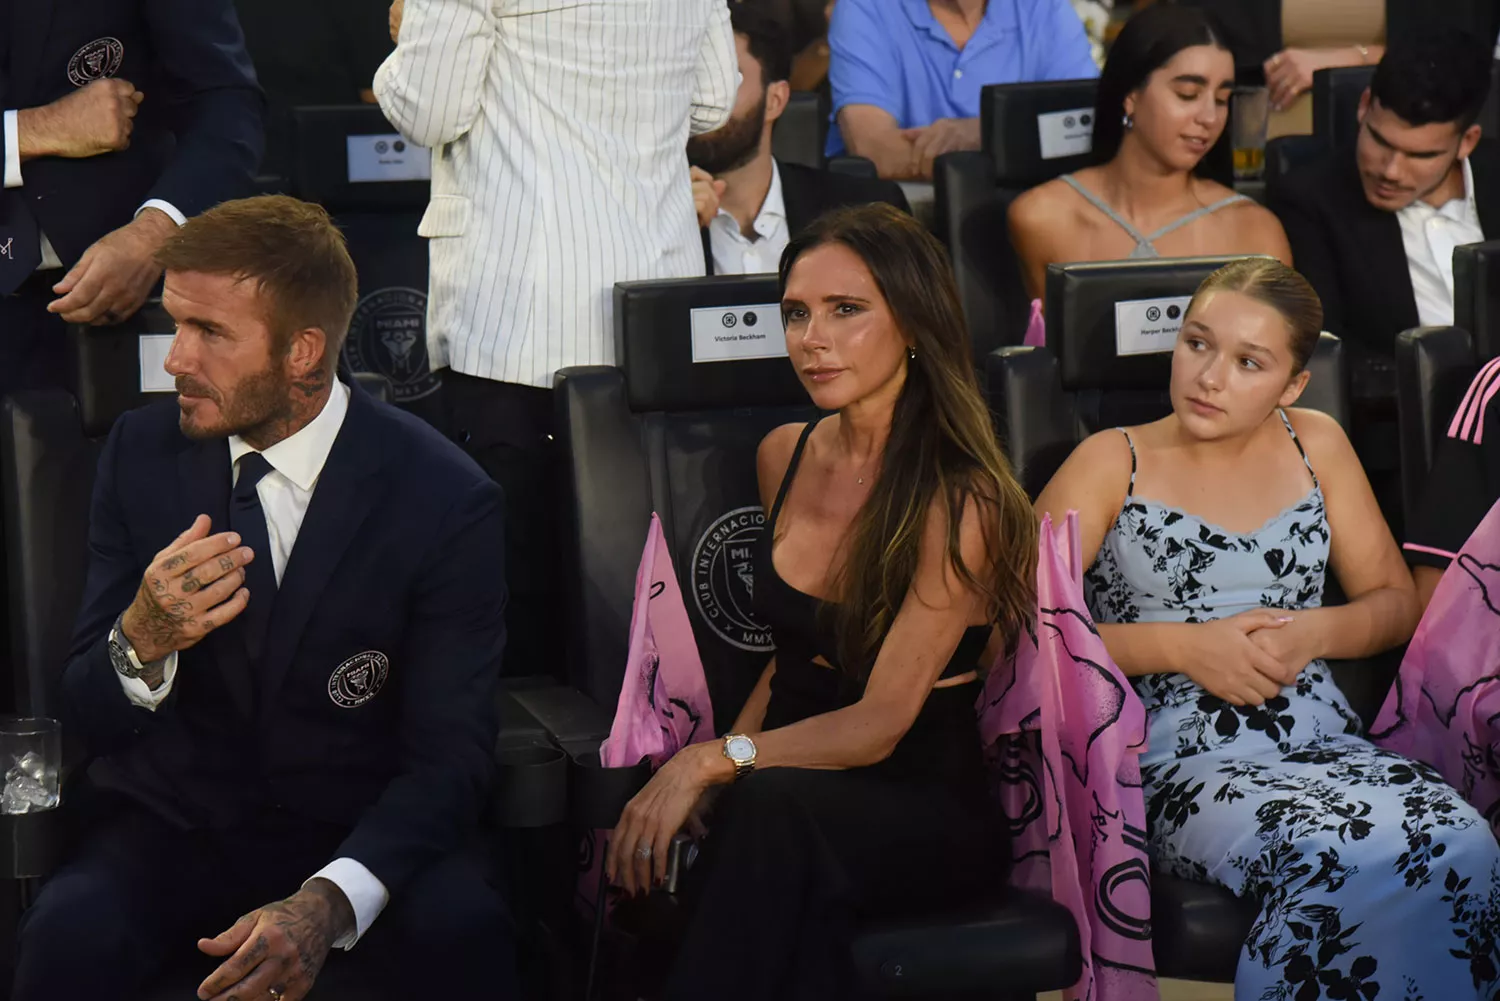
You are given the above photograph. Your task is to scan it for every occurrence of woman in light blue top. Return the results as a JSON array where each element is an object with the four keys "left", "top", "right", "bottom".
[
  {"left": 1037, "top": 258, "right": 1500, "bottom": 998},
  {"left": 1010, "top": 5, "right": 1291, "bottom": 301}
]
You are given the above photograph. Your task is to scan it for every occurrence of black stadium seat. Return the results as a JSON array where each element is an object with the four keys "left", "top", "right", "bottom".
[
  {"left": 1395, "top": 326, "right": 1481, "bottom": 519},
  {"left": 772, "top": 90, "right": 829, "bottom": 170},
  {"left": 1453, "top": 240, "right": 1500, "bottom": 361},
  {"left": 553, "top": 274, "right": 1082, "bottom": 998},
  {"left": 986, "top": 257, "right": 1364, "bottom": 984},
  {"left": 1311, "top": 66, "right": 1375, "bottom": 150},
  {"left": 291, "top": 105, "right": 446, "bottom": 430}
]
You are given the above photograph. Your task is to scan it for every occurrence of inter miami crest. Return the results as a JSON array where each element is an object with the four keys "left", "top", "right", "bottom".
[
  {"left": 344, "top": 287, "right": 441, "bottom": 404},
  {"left": 328, "top": 651, "right": 391, "bottom": 709},
  {"left": 691, "top": 507, "right": 774, "bottom": 653},
  {"left": 68, "top": 38, "right": 125, "bottom": 88}
]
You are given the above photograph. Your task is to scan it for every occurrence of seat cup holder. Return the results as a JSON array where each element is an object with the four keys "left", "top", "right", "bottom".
[
  {"left": 494, "top": 742, "right": 568, "bottom": 829},
  {"left": 568, "top": 752, "right": 653, "bottom": 831}
]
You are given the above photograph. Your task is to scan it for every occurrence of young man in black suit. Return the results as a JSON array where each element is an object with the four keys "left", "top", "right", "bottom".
[
  {"left": 689, "top": 4, "right": 909, "bottom": 276},
  {"left": 12, "top": 196, "right": 514, "bottom": 1001},
  {"left": 1271, "top": 29, "right": 1498, "bottom": 529},
  {"left": 0, "top": 0, "right": 264, "bottom": 396}
]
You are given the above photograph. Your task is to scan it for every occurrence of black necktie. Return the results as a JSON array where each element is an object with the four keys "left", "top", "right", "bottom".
[{"left": 231, "top": 452, "right": 278, "bottom": 664}]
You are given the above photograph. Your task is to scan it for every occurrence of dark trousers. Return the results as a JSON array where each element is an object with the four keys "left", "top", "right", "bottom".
[
  {"left": 443, "top": 370, "right": 560, "bottom": 679},
  {"left": 12, "top": 805, "right": 517, "bottom": 1000},
  {"left": 662, "top": 768, "right": 1006, "bottom": 1001},
  {"left": 0, "top": 271, "right": 69, "bottom": 402}
]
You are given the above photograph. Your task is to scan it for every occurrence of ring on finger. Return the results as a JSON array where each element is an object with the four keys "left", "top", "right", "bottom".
[
  {"left": 268, "top": 988, "right": 285, "bottom": 1001},
  {"left": 635, "top": 844, "right": 652, "bottom": 860}
]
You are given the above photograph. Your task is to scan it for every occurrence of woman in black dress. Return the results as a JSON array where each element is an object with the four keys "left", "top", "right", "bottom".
[{"left": 604, "top": 203, "right": 1038, "bottom": 999}]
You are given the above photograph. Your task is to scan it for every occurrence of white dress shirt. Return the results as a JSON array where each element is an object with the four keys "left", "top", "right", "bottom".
[
  {"left": 708, "top": 162, "right": 789, "bottom": 276},
  {"left": 115, "top": 382, "right": 386, "bottom": 950},
  {"left": 2, "top": 109, "right": 185, "bottom": 271},
  {"left": 1398, "top": 157, "right": 1486, "bottom": 328},
  {"left": 374, "top": 0, "right": 738, "bottom": 389}
]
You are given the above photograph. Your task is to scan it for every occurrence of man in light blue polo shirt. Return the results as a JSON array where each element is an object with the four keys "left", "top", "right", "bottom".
[{"left": 828, "top": 0, "right": 1098, "bottom": 179}]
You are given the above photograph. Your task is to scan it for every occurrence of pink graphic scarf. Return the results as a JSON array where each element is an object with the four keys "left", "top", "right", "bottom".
[
  {"left": 978, "top": 512, "right": 1158, "bottom": 1001},
  {"left": 1373, "top": 497, "right": 1500, "bottom": 835}
]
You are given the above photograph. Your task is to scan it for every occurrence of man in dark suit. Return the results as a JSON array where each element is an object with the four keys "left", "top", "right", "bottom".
[
  {"left": 13, "top": 196, "right": 514, "bottom": 1001},
  {"left": 690, "top": 4, "right": 908, "bottom": 276},
  {"left": 0, "top": 0, "right": 263, "bottom": 396},
  {"left": 1271, "top": 29, "right": 1497, "bottom": 530}
]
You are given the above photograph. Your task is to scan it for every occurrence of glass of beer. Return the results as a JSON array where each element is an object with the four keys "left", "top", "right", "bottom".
[{"left": 1232, "top": 86, "right": 1270, "bottom": 181}]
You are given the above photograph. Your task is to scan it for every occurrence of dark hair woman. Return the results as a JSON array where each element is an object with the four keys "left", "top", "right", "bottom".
[
  {"left": 1009, "top": 5, "right": 1291, "bottom": 302},
  {"left": 1037, "top": 258, "right": 1500, "bottom": 998},
  {"left": 605, "top": 203, "right": 1037, "bottom": 998}
]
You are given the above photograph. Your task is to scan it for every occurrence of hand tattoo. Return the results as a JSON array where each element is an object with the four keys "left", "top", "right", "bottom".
[
  {"left": 218, "top": 556, "right": 235, "bottom": 572},
  {"left": 161, "top": 552, "right": 187, "bottom": 571},
  {"left": 181, "top": 574, "right": 202, "bottom": 594}
]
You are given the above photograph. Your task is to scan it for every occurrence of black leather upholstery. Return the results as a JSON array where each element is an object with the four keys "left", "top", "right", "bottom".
[
  {"left": 1453, "top": 240, "right": 1500, "bottom": 360},
  {"left": 558, "top": 275, "right": 1082, "bottom": 998},
  {"left": 980, "top": 79, "right": 1102, "bottom": 189},
  {"left": 932, "top": 151, "right": 1031, "bottom": 363},
  {"left": 1395, "top": 326, "right": 1480, "bottom": 521},
  {"left": 827, "top": 155, "right": 879, "bottom": 178},
  {"left": 1311, "top": 66, "right": 1375, "bottom": 149},
  {"left": 290, "top": 106, "right": 441, "bottom": 421},
  {"left": 773, "top": 91, "right": 829, "bottom": 170},
  {"left": 1264, "top": 134, "right": 1325, "bottom": 203}
]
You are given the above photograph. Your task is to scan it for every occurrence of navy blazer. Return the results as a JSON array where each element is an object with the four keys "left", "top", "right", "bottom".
[
  {"left": 63, "top": 385, "right": 506, "bottom": 895},
  {"left": 1, "top": 0, "right": 264, "bottom": 264}
]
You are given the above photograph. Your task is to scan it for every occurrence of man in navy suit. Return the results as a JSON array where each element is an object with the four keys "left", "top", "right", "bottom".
[
  {"left": 12, "top": 196, "right": 515, "bottom": 1000},
  {"left": 0, "top": 0, "right": 263, "bottom": 395}
]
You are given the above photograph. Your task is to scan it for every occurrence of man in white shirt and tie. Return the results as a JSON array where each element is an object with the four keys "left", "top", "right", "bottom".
[
  {"left": 14, "top": 195, "right": 514, "bottom": 1001},
  {"left": 374, "top": 0, "right": 738, "bottom": 680}
]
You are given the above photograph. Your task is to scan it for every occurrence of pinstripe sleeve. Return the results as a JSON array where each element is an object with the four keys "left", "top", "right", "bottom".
[
  {"left": 689, "top": 0, "right": 738, "bottom": 135},
  {"left": 374, "top": 0, "right": 495, "bottom": 149}
]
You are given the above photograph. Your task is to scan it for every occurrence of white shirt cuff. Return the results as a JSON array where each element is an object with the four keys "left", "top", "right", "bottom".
[
  {"left": 116, "top": 651, "right": 178, "bottom": 710},
  {"left": 306, "top": 858, "right": 390, "bottom": 950},
  {"left": 136, "top": 199, "right": 186, "bottom": 227},
  {"left": 4, "top": 111, "right": 21, "bottom": 189}
]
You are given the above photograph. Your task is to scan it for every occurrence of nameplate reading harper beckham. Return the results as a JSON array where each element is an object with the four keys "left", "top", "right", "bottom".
[
  {"left": 689, "top": 304, "right": 788, "bottom": 364},
  {"left": 1114, "top": 295, "right": 1193, "bottom": 357}
]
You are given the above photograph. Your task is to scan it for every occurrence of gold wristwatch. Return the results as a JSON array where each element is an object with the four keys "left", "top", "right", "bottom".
[{"left": 722, "top": 733, "right": 757, "bottom": 780}]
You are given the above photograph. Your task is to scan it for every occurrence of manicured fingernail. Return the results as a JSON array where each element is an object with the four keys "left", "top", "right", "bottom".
[
  {"left": 227, "top": 534, "right": 240, "bottom": 545},
  {"left": 1277, "top": 616, "right": 1294, "bottom": 622}
]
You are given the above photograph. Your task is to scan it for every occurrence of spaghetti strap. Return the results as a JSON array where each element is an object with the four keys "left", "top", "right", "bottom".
[
  {"left": 769, "top": 417, "right": 822, "bottom": 532},
  {"left": 1116, "top": 427, "right": 1138, "bottom": 497},
  {"left": 1277, "top": 409, "right": 1319, "bottom": 488},
  {"left": 1143, "top": 193, "right": 1252, "bottom": 242},
  {"left": 1061, "top": 174, "right": 1150, "bottom": 246}
]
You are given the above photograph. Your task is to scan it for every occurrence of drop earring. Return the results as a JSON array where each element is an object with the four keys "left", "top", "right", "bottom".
[
  {"left": 907, "top": 346, "right": 917, "bottom": 360},
  {"left": 1122, "top": 113, "right": 1135, "bottom": 131}
]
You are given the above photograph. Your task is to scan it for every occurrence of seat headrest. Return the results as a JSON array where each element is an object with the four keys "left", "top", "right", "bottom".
[
  {"left": 290, "top": 105, "right": 430, "bottom": 212},
  {"left": 1046, "top": 256, "right": 1269, "bottom": 391},
  {"left": 1311, "top": 66, "right": 1375, "bottom": 148},
  {"left": 1453, "top": 240, "right": 1500, "bottom": 360},
  {"left": 981, "top": 79, "right": 1100, "bottom": 187},
  {"left": 69, "top": 303, "right": 179, "bottom": 437},
  {"left": 613, "top": 276, "right": 809, "bottom": 412}
]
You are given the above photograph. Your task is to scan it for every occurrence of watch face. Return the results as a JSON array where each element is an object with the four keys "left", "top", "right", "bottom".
[{"left": 726, "top": 736, "right": 755, "bottom": 762}]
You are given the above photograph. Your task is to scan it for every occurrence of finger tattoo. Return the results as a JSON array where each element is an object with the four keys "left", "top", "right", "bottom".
[
  {"left": 219, "top": 556, "right": 235, "bottom": 572},
  {"left": 161, "top": 553, "right": 187, "bottom": 571},
  {"left": 181, "top": 575, "right": 202, "bottom": 594}
]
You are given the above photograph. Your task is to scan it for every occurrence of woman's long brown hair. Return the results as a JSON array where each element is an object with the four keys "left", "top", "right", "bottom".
[{"left": 778, "top": 204, "right": 1037, "bottom": 680}]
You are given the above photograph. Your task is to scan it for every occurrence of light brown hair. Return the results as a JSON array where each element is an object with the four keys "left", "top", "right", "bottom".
[
  {"left": 778, "top": 204, "right": 1038, "bottom": 678},
  {"left": 156, "top": 195, "right": 359, "bottom": 372},
  {"left": 1188, "top": 257, "right": 1324, "bottom": 373}
]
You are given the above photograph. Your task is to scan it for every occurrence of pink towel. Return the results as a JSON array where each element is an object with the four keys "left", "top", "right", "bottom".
[
  {"left": 1023, "top": 298, "right": 1046, "bottom": 347},
  {"left": 600, "top": 513, "right": 716, "bottom": 768},
  {"left": 1373, "top": 497, "right": 1500, "bottom": 835},
  {"left": 978, "top": 512, "right": 1159, "bottom": 1001}
]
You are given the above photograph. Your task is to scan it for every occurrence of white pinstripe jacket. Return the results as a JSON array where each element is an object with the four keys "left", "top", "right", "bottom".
[{"left": 375, "top": 0, "right": 738, "bottom": 388}]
